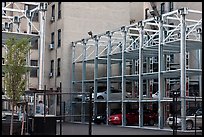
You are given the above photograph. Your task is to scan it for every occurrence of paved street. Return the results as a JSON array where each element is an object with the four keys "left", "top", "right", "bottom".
[{"left": 56, "top": 122, "right": 202, "bottom": 135}]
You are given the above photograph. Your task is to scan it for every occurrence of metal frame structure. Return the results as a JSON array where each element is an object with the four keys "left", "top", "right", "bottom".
[
  {"left": 2, "top": 2, "right": 48, "bottom": 90},
  {"left": 71, "top": 7, "right": 202, "bottom": 131}
]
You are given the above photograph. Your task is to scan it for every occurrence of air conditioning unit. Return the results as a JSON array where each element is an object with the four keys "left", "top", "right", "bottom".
[
  {"left": 196, "top": 28, "right": 202, "bottom": 34},
  {"left": 49, "top": 44, "right": 54, "bottom": 50},
  {"left": 13, "top": 16, "right": 20, "bottom": 23},
  {"left": 50, "top": 16, "right": 55, "bottom": 22},
  {"left": 49, "top": 72, "right": 53, "bottom": 77},
  {"left": 25, "top": 10, "right": 32, "bottom": 18}
]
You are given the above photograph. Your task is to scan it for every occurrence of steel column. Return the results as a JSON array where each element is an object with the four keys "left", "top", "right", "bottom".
[
  {"left": 179, "top": 8, "right": 188, "bottom": 131},
  {"left": 158, "top": 17, "right": 164, "bottom": 129},
  {"left": 106, "top": 31, "right": 112, "bottom": 125},
  {"left": 38, "top": 10, "right": 46, "bottom": 90},
  {"left": 93, "top": 35, "right": 99, "bottom": 117},
  {"left": 121, "top": 26, "right": 127, "bottom": 126},
  {"left": 71, "top": 42, "right": 75, "bottom": 122},
  {"left": 138, "top": 21, "right": 144, "bottom": 127},
  {"left": 81, "top": 39, "right": 87, "bottom": 123}
]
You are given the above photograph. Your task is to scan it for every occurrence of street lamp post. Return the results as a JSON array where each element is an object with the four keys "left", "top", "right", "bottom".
[{"left": 172, "top": 90, "right": 177, "bottom": 135}]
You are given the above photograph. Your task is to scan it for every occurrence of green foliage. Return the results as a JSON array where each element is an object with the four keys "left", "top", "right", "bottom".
[{"left": 4, "top": 37, "right": 31, "bottom": 103}]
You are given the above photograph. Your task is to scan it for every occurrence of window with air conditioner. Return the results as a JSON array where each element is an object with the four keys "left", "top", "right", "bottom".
[
  {"left": 49, "top": 72, "right": 53, "bottom": 77},
  {"left": 50, "top": 60, "right": 54, "bottom": 78},
  {"left": 50, "top": 16, "right": 55, "bottom": 22},
  {"left": 51, "top": 4, "right": 55, "bottom": 22},
  {"left": 49, "top": 44, "right": 54, "bottom": 50},
  {"left": 50, "top": 32, "right": 55, "bottom": 50}
]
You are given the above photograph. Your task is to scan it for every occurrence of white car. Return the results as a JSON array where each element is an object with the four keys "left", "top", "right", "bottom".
[
  {"left": 87, "top": 89, "right": 131, "bottom": 100},
  {"left": 152, "top": 91, "right": 159, "bottom": 98},
  {"left": 151, "top": 90, "right": 180, "bottom": 98},
  {"left": 166, "top": 108, "right": 202, "bottom": 130}
]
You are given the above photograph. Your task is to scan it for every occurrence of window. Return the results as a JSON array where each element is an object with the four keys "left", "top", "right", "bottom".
[
  {"left": 52, "top": 5, "right": 55, "bottom": 18},
  {"left": 30, "top": 60, "right": 38, "bottom": 77},
  {"left": 31, "top": 39, "right": 38, "bottom": 49},
  {"left": 32, "top": 12, "right": 39, "bottom": 22},
  {"left": 50, "top": 60, "right": 54, "bottom": 74},
  {"left": 170, "top": 54, "right": 174, "bottom": 63},
  {"left": 2, "top": 57, "right": 5, "bottom": 64},
  {"left": 169, "top": 23, "right": 174, "bottom": 30},
  {"left": 25, "top": 4, "right": 39, "bottom": 22},
  {"left": 169, "top": 2, "right": 173, "bottom": 12},
  {"left": 58, "top": 2, "right": 61, "bottom": 19},
  {"left": 31, "top": 31, "right": 38, "bottom": 35},
  {"left": 2, "top": 2, "right": 6, "bottom": 7},
  {"left": 57, "top": 58, "right": 61, "bottom": 76},
  {"left": 2, "top": 2, "right": 6, "bottom": 15},
  {"left": 58, "top": 29, "right": 61, "bottom": 47},
  {"left": 145, "top": 8, "right": 149, "bottom": 19},
  {"left": 51, "top": 32, "right": 55, "bottom": 44},
  {"left": 160, "top": 3, "right": 165, "bottom": 15}
]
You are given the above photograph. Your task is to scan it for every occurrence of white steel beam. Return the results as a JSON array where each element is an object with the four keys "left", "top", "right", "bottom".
[
  {"left": 19, "top": 2, "right": 39, "bottom": 6},
  {"left": 138, "top": 21, "right": 144, "bottom": 127},
  {"left": 2, "top": 7, "right": 25, "bottom": 13},
  {"left": 121, "top": 26, "right": 127, "bottom": 126},
  {"left": 180, "top": 8, "right": 187, "bottom": 131}
]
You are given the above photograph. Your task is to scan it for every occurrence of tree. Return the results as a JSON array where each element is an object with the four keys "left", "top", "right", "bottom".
[{"left": 4, "top": 37, "right": 31, "bottom": 135}]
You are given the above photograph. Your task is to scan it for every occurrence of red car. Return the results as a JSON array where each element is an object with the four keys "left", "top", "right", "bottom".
[{"left": 108, "top": 109, "right": 158, "bottom": 126}]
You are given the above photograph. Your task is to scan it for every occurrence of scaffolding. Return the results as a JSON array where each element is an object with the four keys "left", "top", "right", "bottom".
[
  {"left": 71, "top": 7, "right": 202, "bottom": 131},
  {"left": 2, "top": 2, "right": 48, "bottom": 90}
]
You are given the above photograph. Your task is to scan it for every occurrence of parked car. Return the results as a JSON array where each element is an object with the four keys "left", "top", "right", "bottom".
[
  {"left": 2, "top": 111, "right": 19, "bottom": 121},
  {"left": 152, "top": 91, "right": 159, "bottom": 98},
  {"left": 92, "top": 89, "right": 131, "bottom": 100},
  {"left": 151, "top": 90, "right": 180, "bottom": 98},
  {"left": 108, "top": 109, "right": 158, "bottom": 126},
  {"left": 166, "top": 107, "right": 202, "bottom": 130},
  {"left": 74, "top": 93, "right": 89, "bottom": 101},
  {"left": 93, "top": 114, "right": 106, "bottom": 124},
  {"left": 73, "top": 86, "right": 111, "bottom": 101}
]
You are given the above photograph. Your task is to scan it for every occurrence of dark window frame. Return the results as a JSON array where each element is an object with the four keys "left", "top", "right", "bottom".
[
  {"left": 30, "top": 60, "right": 38, "bottom": 77},
  {"left": 58, "top": 29, "right": 61, "bottom": 47},
  {"left": 160, "top": 3, "right": 165, "bottom": 15},
  {"left": 31, "top": 39, "right": 38, "bottom": 49},
  {"left": 145, "top": 8, "right": 149, "bottom": 19},
  {"left": 57, "top": 58, "right": 61, "bottom": 77},
  {"left": 2, "top": 57, "right": 5, "bottom": 64},
  {"left": 50, "top": 60, "right": 54, "bottom": 74},
  {"left": 58, "top": 2, "right": 61, "bottom": 19},
  {"left": 51, "top": 32, "right": 55, "bottom": 44},
  {"left": 169, "top": 2, "right": 174, "bottom": 12},
  {"left": 52, "top": 4, "right": 55, "bottom": 18}
]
